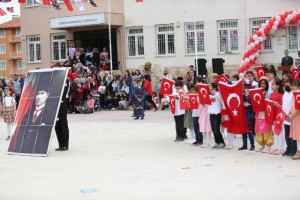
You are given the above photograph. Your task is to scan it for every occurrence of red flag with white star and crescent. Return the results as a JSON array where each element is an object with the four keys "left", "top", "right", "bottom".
[
  {"left": 292, "top": 68, "right": 300, "bottom": 79},
  {"left": 249, "top": 88, "right": 265, "bottom": 112},
  {"left": 159, "top": 77, "right": 175, "bottom": 96},
  {"left": 274, "top": 107, "right": 287, "bottom": 135},
  {"left": 197, "top": 83, "right": 211, "bottom": 105},
  {"left": 218, "top": 80, "right": 249, "bottom": 134},
  {"left": 189, "top": 94, "right": 199, "bottom": 109},
  {"left": 264, "top": 99, "right": 275, "bottom": 125},
  {"left": 169, "top": 95, "right": 175, "bottom": 114},
  {"left": 214, "top": 74, "right": 228, "bottom": 84},
  {"left": 293, "top": 91, "right": 300, "bottom": 110},
  {"left": 255, "top": 66, "right": 266, "bottom": 80}
]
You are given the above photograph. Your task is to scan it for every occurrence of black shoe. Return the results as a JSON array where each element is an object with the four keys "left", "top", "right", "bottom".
[
  {"left": 282, "top": 151, "right": 290, "bottom": 157},
  {"left": 192, "top": 141, "right": 198, "bottom": 145},
  {"left": 133, "top": 117, "right": 139, "bottom": 120},
  {"left": 154, "top": 108, "right": 158, "bottom": 111},
  {"left": 131, "top": 115, "right": 136, "bottom": 117},
  {"left": 238, "top": 146, "right": 247, "bottom": 150},
  {"left": 287, "top": 152, "right": 296, "bottom": 157},
  {"left": 55, "top": 147, "right": 68, "bottom": 151},
  {"left": 140, "top": 116, "right": 144, "bottom": 120},
  {"left": 249, "top": 146, "right": 255, "bottom": 151}
]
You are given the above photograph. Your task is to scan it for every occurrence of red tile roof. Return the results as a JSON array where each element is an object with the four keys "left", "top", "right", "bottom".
[{"left": 0, "top": 17, "right": 20, "bottom": 29}]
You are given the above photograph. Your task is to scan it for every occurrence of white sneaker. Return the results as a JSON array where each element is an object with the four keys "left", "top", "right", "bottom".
[
  {"left": 185, "top": 139, "right": 196, "bottom": 144},
  {"left": 256, "top": 146, "right": 265, "bottom": 152},
  {"left": 112, "top": 108, "right": 115, "bottom": 111},
  {"left": 262, "top": 146, "right": 271, "bottom": 153}
]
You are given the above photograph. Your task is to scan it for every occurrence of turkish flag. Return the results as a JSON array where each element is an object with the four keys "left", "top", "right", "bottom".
[
  {"left": 265, "top": 99, "right": 275, "bottom": 125},
  {"left": 159, "top": 77, "right": 175, "bottom": 96},
  {"left": 293, "top": 91, "right": 300, "bottom": 110},
  {"left": 43, "top": 0, "right": 50, "bottom": 5},
  {"left": 136, "top": 0, "right": 143, "bottom": 2},
  {"left": 63, "top": 0, "right": 73, "bottom": 11},
  {"left": 189, "top": 94, "right": 199, "bottom": 109},
  {"left": 274, "top": 107, "right": 287, "bottom": 135},
  {"left": 255, "top": 66, "right": 266, "bottom": 80},
  {"left": 0, "top": 8, "right": 7, "bottom": 16},
  {"left": 292, "top": 68, "right": 300, "bottom": 79},
  {"left": 179, "top": 92, "right": 187, "bottom": 110},
  {"left": 249, "top": 88, "right": 265, "bottom": 112},
  {"left": 214, "top": 74, "right": 229, "bottom": 84},
  {"left": 18, "top": 0, "right": 25, "bottom": 3},
  {"left": 218, "top": 80, "right": 249, "bottom": 134},
  {"left": 197, "top": 84, "right": 211, "bottom": 105},
  {"left": 169, "top": 95, "right": 175, "bottom": 114},
  {"left": 6, "top": 7, "right": 14, "bottom": 13}
]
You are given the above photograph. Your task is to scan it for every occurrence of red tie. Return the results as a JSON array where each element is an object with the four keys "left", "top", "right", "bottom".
[{"left": 33, "top": 111, "right": 38, "bottom": 122}]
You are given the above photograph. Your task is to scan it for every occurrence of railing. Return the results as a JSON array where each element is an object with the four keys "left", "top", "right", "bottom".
[
  {"left": 9, "top": 52, "right": 22, "bottom": 59},
  {"left": 9, "top": 35, "right": 21, "bottom": 43}
]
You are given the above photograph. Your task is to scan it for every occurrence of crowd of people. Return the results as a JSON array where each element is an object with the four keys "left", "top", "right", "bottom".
[
  {"left": 169, "top": 50, "right": 300, "bottom": 161},
  {"left": 1, "top": 48, "right": 300, "bottom": 161}
]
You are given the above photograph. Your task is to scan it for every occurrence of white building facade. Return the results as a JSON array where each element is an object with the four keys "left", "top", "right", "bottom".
[{"left": 124, "top": 0, "right": 300, "bottom": 72}]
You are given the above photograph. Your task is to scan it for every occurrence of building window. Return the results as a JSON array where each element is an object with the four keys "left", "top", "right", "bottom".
[
  {"left": 17, "top": 44, "right": 22, "bottom": 52},
  {"left": 0, "top": 29, "right": 4, "bottom": 38},
  {"left": 26, "top": 0, "right": 39, "bottom": 7},
  {"left": 16, "top": 28, "right": 21, "bottom": 36},
  {"left": 185, "top": 22, "right": 205, "bottom": 55},
  {"left": 0, "top": 44, "right": 5, "bottom": 54},
  {"left": 51, "top": 33, "right": 66, "bottom": 61},
  {"left": 287, "top": 25, "right": 300, "bottom": 51},
  {"left": 0, "top": 61, "right": 6, "bottom": 70},
  {"left": 127, "top": 27, "right": 144, "bottom": 57},
  {"left": 156, "top": 24, "right": 175, "bottom": 56},
  {"left": 218, "top": 20, "right": 238, "bottom": 54},
  {"left": 250, "top": 18, "right": 272, "bottom": 51},
  {"left": 27, "top": 35, "right": 41, "bottom": 63},
  {"left": 17, "top": 60, "right": 23, "bottom": 69}
]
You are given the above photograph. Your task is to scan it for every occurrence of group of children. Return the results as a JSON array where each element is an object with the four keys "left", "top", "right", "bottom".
[{"left": 170, "top": 68, "right": 300, "bottom": 160}]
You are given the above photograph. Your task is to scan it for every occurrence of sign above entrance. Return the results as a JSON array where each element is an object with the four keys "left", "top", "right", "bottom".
[{"left": 50, "top": 13, "right": 105, "bottom": 29}]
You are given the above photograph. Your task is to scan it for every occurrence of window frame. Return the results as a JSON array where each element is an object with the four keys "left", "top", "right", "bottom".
[
  {"left": 17, "top": 60, "right": 23, "bottom": 69},
  {"left": 127, "top": 26, "right": 145, "bottom": 58},
  {"left": 287, "top": 25, "right": 300, "bottom": 51},
  {"left": 16, "top": 43, "right": 22, "bottom": 53},
  {"left": 155, "top": 24, "right": 175, "bottom": 56},
  {"left": 249, "top": 17, "right": 272, "bottom": 52},
  {"left": 16, "top": 28, "right": 21, "bottom": 37},
  {"left": 26, "top": 0, "right": 39, "bottom": 7},
  {"left": 217, "top": 19, "right": 239, "bottom": 54},
  {"left": 185, "top": 21, "right": 205, "bottom": 55},
  {"left": 0, "top": 29, "right": 5, "bottom": 38},
  {"left": 27, "top": 35, "right": 41, "bottom": 63},
  {"left": 0, "top": 44, "right": 5, "bottom": 54},
  {"left": 0, "top": 61, "right": 6, "bottom": 70},
  {"left": 51, "top": 33, "right": 67, "bottom": 62}
]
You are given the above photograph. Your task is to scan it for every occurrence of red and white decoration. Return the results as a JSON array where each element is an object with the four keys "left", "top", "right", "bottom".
[
  {"left": 239, "top": 10, "right": 300, "bottom": 73},
  {"left": 292, "top": 68, "right": 300, "bottom": 79},
  {"left": 159, "top": 77, "right": 175, "bottom": 96},
  {"left": 274, "top": 108, "right": 287, "bottom": 135},
  {"left": 249, "top": 88, "right": 265, "bottom": 112}
]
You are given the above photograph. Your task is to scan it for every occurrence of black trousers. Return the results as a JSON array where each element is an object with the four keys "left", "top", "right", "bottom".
[
  {"left": 15, "top": 94, "right": 20, "bottom": 109},
  {"left": 193, "top": 117, "right": 203, "bottom": 144},
  {"left": 55, "top": 103, "right": 69, "bottom": 148},
  {"left": 210, "top": 114, "right": 225, "bottom": 144},
  {"left": 284, "top": 124, "right": 297, "bottom": 154},
  {"left": 147, "top": 95, "right": 157, "bottom": 109},
  {"left": 174, "top": 114, "right": 185, "bottom": 139}
]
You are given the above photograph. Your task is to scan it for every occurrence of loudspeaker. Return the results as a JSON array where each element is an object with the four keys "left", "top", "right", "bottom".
[
  {"left": 195, "top": 58, "right": 207, "bottom": 77},
  {"left": 212, "top": 58, "right": 225, "bottom": 75}
]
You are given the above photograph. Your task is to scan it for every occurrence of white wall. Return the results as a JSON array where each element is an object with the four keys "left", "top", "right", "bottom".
[{"left": 124, "top": 0, "right": 300, "bottom": 70}]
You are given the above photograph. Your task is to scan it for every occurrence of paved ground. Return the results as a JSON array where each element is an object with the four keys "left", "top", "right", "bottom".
[{"left": 0, "top": 110, "right": 299, "bottom": 200}]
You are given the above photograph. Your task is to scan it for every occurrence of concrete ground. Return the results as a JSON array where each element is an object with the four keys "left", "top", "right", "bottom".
[{"left": 0, "top": 110, "right": 299, "bottom": 200}]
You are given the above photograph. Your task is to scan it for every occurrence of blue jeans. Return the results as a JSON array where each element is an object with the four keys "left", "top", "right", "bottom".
[{"left": 193, "top": 117, "right": 203, "bottom": 144}]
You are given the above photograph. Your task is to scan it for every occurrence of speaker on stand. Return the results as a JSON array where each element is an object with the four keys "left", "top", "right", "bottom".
[
  {"left": 212, "top": 58, "right": 225, "bottom": 75},
  {"left": 195, "top": 58, "right": 207, "bottom": 78}
]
